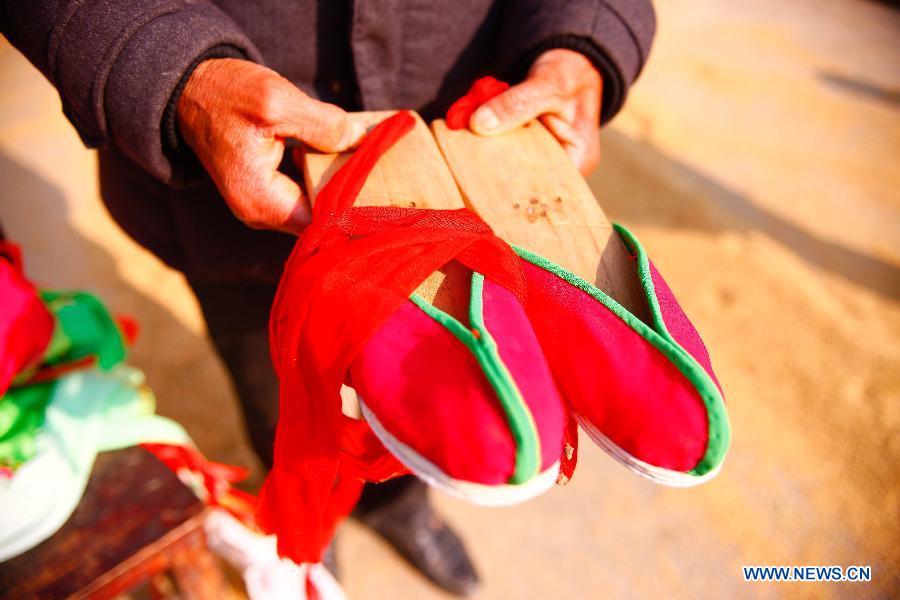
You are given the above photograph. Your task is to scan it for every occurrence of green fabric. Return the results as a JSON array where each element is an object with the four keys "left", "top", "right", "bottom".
[
  {"left": 0, "top": 381, "right": 55, "bottom": 469},
  {"left": 1, "top": 289, "right": 128, "bottom": 469},
  {"left": 45, "top": 366, "right": 189, "bottom": 471},
  {"left": 409, "top": 271, "right": 541, "bottom": 485},
  {"left": 39, "top": 290, "right": 126, "bottom": 369},
  {"left": 513, "top": 224, "right": 731, "bottom": 476}
]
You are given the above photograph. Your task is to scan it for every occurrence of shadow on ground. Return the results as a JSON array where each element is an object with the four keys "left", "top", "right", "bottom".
[
  {"left": 0, "top": 150, "right": 264, "bottom": 489},
  {"left": 591, "top": 128, "right": 900, "bottom": 301},
  {"left": 818, "top": 70, "right": 900, "bottom": 108}
]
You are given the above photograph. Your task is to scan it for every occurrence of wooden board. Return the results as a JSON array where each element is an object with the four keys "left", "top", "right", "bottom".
[
  {"left": 431, "top": 119, "right": 649, "bottom": 322},
  {"left": 304, "top": 111, "right": 464, "bottom": 210},
  {"left": 302, "top": 112, "right": 647, "bottom": 323},
  {"left": 302, "top": 111, "right": 471, "bottom": 321}
]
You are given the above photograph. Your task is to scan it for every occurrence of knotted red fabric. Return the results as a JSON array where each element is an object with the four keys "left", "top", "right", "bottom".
[
  {"left": 445, "top": 76, "right": 510, "bottom": 130},
  {"left": 258, "top": 110, "right": 527, "bottom": 562},
  {"left": 142, "top": 442, "right": 258, "bottom": 524}
]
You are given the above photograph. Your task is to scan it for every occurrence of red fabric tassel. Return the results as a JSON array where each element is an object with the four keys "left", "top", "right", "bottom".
[
  {"left": 257, "top": 110, "right": 527, "bottom": 562},
  {"left": 142, "top": 442, "right": 258, "bottom": 524}
]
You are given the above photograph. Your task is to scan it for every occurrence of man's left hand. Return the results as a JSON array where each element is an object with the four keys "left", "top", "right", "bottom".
[{"left": 469, "top": 49, "right": 602, "bottom": 175}]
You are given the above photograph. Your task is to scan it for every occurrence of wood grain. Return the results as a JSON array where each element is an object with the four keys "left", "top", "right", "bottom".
[
  {"left": 302, "top": 111, "right": 471, "bottom": 322},
  {"left": 304, "top": 111, "right": 464, "bottom": 210},
  {"left": 431, "top": 119, "right": 649, "bottom": 322}
]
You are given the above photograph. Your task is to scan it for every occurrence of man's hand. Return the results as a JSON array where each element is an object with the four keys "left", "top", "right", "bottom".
[
  {"left": 177, "top": 59, "right": 364, "bottom": 233},
  {"left": 470, "top": 49, "right": 602, "bottom": 175}
]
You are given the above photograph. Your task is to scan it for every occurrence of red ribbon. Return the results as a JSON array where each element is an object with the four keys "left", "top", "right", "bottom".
[
  {"left": 258, "top": 110, "right": 526, "bottom": 562},
  {"left": 445, "top": 76, "right": 510, "bottom": 130}
]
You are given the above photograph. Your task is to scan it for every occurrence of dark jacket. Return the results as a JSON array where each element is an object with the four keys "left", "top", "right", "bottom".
[{"left": 2, "top": 1, "right": 655, "bottom": 282}]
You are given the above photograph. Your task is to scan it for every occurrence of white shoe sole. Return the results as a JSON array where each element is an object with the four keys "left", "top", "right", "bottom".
[
  {"left": 576, "top": 416, "right": 722, "bottom": 487},
  {"left": 360, "top": 399, "right": 559, "bottom": 506}
]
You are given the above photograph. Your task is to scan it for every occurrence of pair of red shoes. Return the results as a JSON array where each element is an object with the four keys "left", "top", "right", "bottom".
[
  {"left": 353, "top": 224, "right": 730, "bottom": 502},
  {"left": 342, "top": 119, "right": 730, "bottom": 504},
  {"left": 259, "top": 109, "right": 731, "bottom": 564}
]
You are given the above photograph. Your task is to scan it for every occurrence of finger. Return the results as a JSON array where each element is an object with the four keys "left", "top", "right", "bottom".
[
  {"left": 560, "top": 133, "right": 600, "bottom": 176},
  {"left": 272, "top": 90, "right": 365, "bottom": 153},
  {"left": 291, "top": 145, "right": 305, "bottom": 172},
  {"left": 541, "top": 114, "right": 600, "bottom": 175},
  {"left": 236, "top": 175, "right": 310, "bottom": 234},
  {"left": 229, "top": 171, "right": 311, "bottom": 234},
  {"left": 221, "top": 141, "right": 311, "bottom": 234},
  {"left": 572, "top": 97, "right": 602, "bottom": 174},
  {"left": 576, "top": 130, "right": 601, "bottom": 175},
  {"left": 265, "top": 171, "right": 312, "bottom": 233},
  {"left": 540, "top": 113, "right": 580, "bottom": 147},
  {"left": 470, "top": 78, "right": 563, "bottom": 136}
]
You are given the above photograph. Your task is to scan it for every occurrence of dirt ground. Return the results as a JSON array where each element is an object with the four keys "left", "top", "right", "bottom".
[{"left": 1, "top": 0, "right": 898, "bottom": 598}]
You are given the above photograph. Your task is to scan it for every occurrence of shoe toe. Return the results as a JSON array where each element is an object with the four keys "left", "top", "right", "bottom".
[
  {"left": 352, "top": 300, "right": 519, "bottom": 485},
  {"left": 352, "top": 281, "right": 564, "bottom": 488},
  {"left": 520, "top": 257, "right": 714, "bottom": 474}
]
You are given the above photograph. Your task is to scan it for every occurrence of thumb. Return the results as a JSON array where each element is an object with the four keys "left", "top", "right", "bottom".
[
  {"left": 470, "top": 78, "right": 561, "bottom": 136},
  {"left": 275, "top": 92, "right": 365, "bottom": 153}
]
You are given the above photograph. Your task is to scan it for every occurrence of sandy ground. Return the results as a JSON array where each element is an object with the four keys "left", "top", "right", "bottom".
[{"left": 1, "top": 0, "right": 898, "bottom": 598}]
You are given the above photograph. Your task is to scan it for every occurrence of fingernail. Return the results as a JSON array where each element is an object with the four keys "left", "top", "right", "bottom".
[
  {"left": 342, "top": 120, "right": 366, "bottom": 149},
  {"left": 472, "top": 108, "right": 499, "bottom": 133}
]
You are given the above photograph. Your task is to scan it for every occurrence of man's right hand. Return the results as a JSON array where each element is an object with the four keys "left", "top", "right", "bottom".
[{"left": 177, "top": 58, "right": 364, "bottom": 234}]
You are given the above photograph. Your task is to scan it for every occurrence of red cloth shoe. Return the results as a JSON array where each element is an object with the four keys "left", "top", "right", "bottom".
[
  {"left": 261, "top": 111, "right": 566, "bottom": 563},
  {"left": 352, "top": 268, "right": 564, "bottom": 505},
  {"left": 515, "top": 225, "right": 730, "bottom": 486}
]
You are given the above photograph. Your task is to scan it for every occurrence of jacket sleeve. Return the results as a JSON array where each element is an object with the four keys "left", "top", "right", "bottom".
[
  {"left": 496, "top": 0, "right": 656, "bottom": 124},
  {"left": 0, "top": 0, "right": 263, "bottom": 183}
]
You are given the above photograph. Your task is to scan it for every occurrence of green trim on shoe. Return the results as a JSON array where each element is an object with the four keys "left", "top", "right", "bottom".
[
  {"left": 409, "top": 271, "right": 542, "bottom": 485},
  {"left": 512, "top": 224, "right": 730, "bottom": 477}
]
